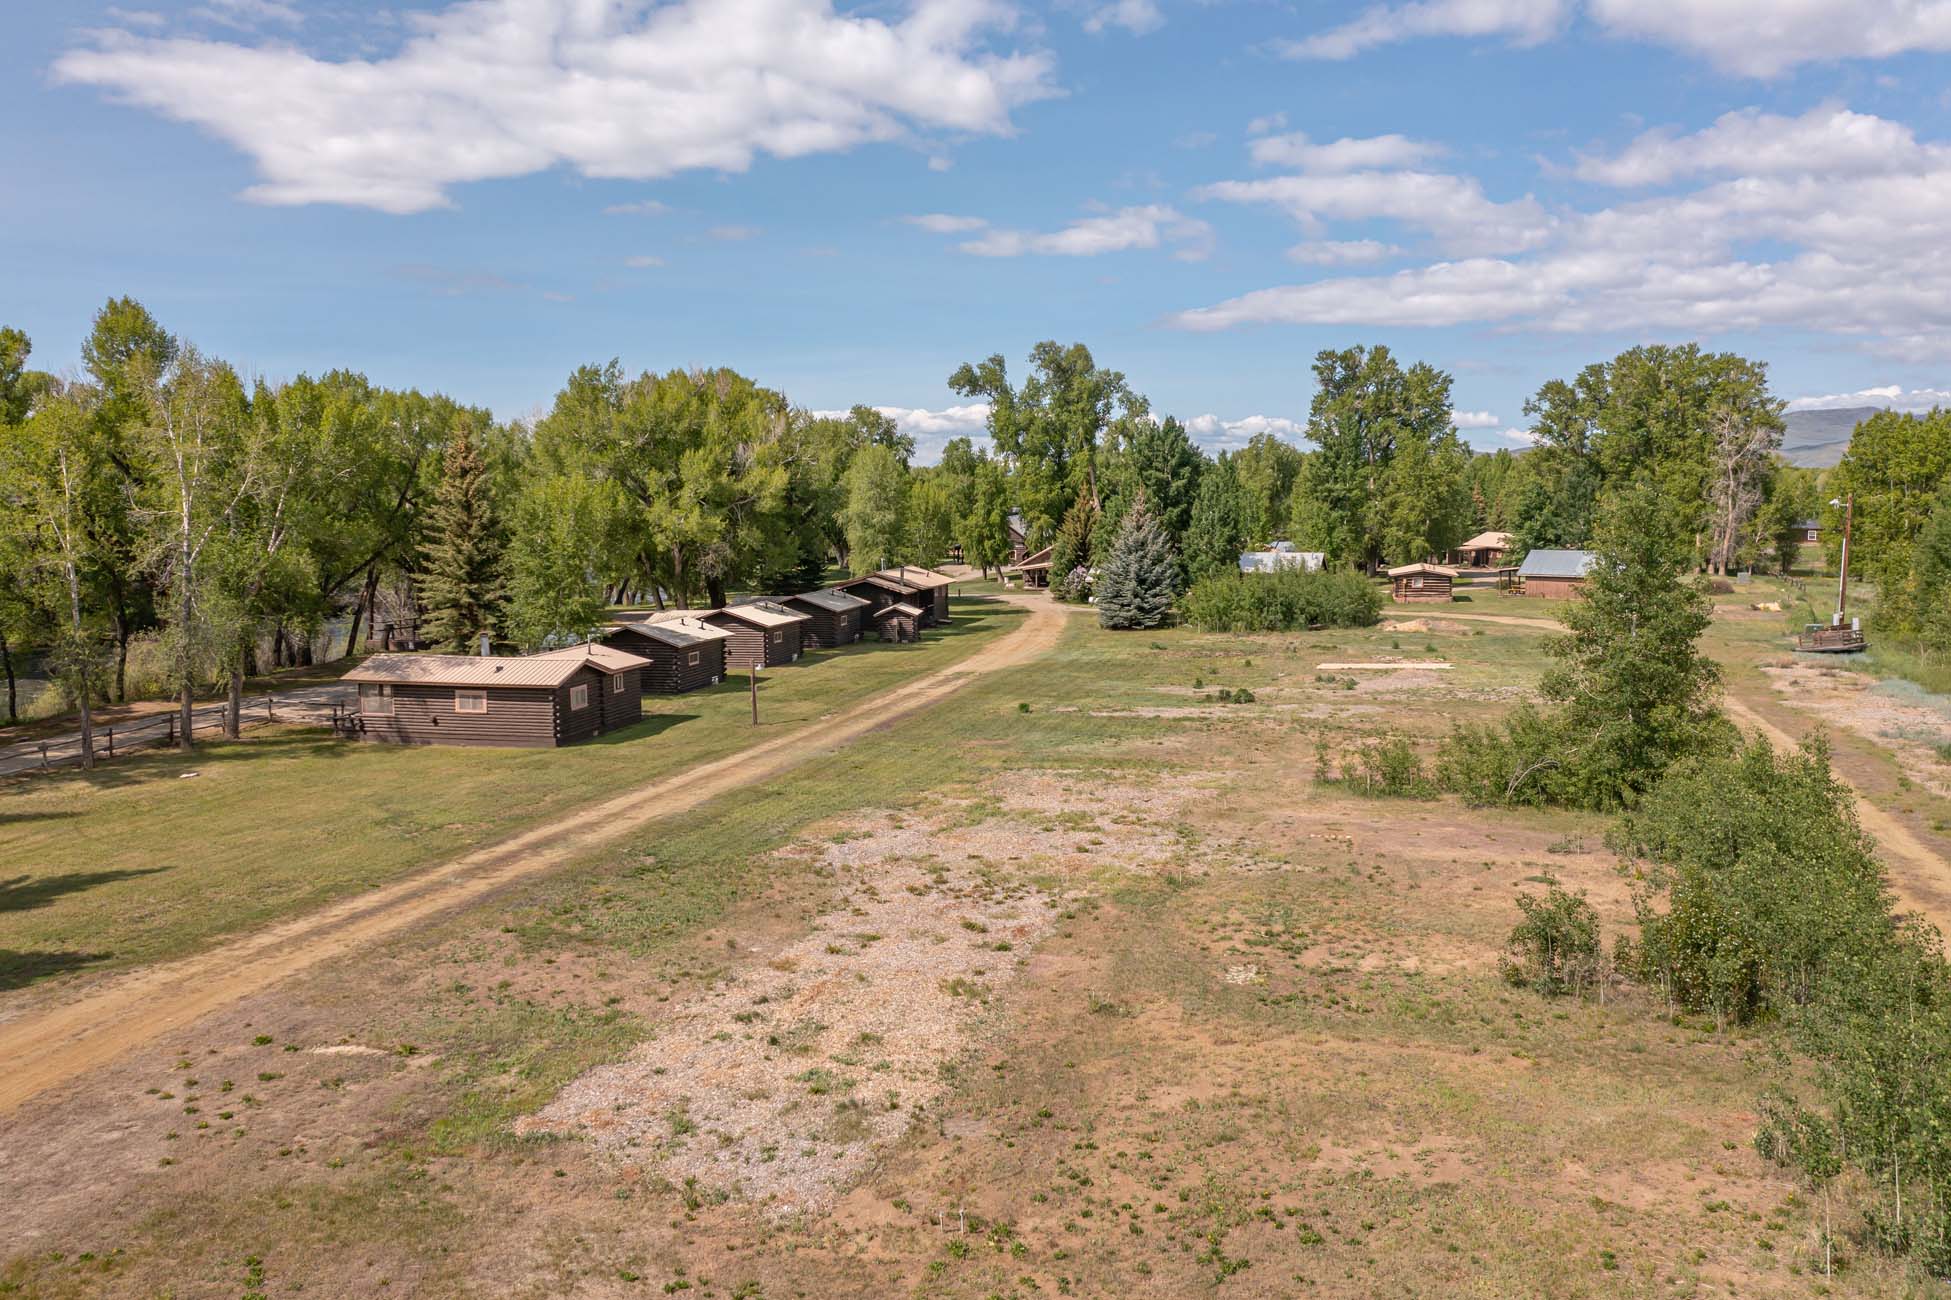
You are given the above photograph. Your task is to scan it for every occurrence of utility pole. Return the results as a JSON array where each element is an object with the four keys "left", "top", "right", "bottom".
[{"left": 1831, "top": 493, "right": 1855, "bottom": 622}]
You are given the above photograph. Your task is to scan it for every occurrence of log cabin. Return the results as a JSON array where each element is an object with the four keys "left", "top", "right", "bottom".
[
  {"left": 1388, "top": 562, "right": 1457, "bottom": 603},
  {"left": 699, "top": 600, "right": 812, "bottom": 670},
  {"left": 833, "top": 572, "right": 928, "bottom": 623},
  {"left": 1004, "top": 545, "right": 1053, "bottom": 589},
  {"left": 871, "top": 602, "right": 925, "bottom": 643},
  {"left": 1447, "top": 530, "right": 1512, "bottom": 569},
  {"left": 780, "top": 587, "right": 870, "bottom": 648},
  {"left": 602, "top": 614, "right": 731, "bottom": 694},
  {"left": 875, "top": 566, "right": 952, "bottom": 625},
  {"left": 342, "top": 644, "right": 648, "bottom": 748}
]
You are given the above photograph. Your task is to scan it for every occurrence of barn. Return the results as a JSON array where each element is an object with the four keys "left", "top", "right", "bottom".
[
  {"left": 871, "top": 602, "right": 925, "bottom": 643},
  {"left": 876, "top": 566, "right": 952, "bottom": 625},
  {"left": 1519, "top": 549, "right": 1597, "bottom": 599},
  {"left": 700, "top": 600, "right": 812, "bottom": 670},
  {"left": 781, "top": 587, "right": 870, "bottom": 648},
  {"left": 342, "top": 644, "right": 648, "bottom": 748},
  {"left": 603, "top": 614, "right": 730, "bottom": 694},
  {"left": 1388, "top": 563, "right": 1457, "bottom": 603}
]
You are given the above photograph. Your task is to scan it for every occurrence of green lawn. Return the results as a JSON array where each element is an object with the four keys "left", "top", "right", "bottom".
[{"left": 0, "top": 597, "right": 1021, "bottom": 989}]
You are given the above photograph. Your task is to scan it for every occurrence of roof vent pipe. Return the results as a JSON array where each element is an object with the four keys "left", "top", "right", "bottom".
[{"left": 478, "top": 633, "right": 491, "bottom": 657}]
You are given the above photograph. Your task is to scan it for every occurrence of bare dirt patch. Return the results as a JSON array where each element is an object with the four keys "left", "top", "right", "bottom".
[{"left": 1763, "top": 662, "right": 1951, "bottom": 796}]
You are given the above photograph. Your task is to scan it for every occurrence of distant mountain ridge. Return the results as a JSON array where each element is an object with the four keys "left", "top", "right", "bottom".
[{"left": 1781, "top": 406, "right": 1883, "bottom": 469}]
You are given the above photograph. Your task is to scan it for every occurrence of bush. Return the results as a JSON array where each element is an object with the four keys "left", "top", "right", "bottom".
[
  {"left": 1350, "top": 734, "right": 1426, "bottom": 796},
  {"left": 1437, "top": 705, "right": 1572, "bottom": 807},
  {"left": 1504, "top": 882, "right": 1603, "bottom": 997},
  {"left": 1180, "top": 567, "right": 1381, "bottom": 633}
]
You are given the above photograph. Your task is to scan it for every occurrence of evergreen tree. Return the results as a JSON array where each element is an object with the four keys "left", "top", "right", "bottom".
[
  {"left": 1049, "top": 487, "right": 1097, "bottom": 600},
  {"left": 1097, "top": 492, "right": 1179, "bottom": 630},
  {"left": 1182, "top": 460, "right": 1248, "bottom": 582},
  {"left": 418, "top": 420, "right": 507, "bottom": 652}
]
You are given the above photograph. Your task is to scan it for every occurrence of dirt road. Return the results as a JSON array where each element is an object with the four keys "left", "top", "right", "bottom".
[
  {"left": 1383, "top": 607, "right": 1951, "bottom": 929},
  {"left": 0, "top": 595, "right": 1065, "bottom": 1114}
]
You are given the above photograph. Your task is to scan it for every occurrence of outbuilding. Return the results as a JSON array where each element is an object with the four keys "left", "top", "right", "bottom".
[
  {"left": 1240, "top": 541, "right": 1325, "bottom": 573},
  {"left": 780, "top": 587, "right": 870, "bottom": 648},
  {"left": 872, "top": 602, "right": 925, "bottom": 643},
  {"left": 1448, "top": 530, "right": 1512, "bottom": 568},
  {"left": 876, "top": 566, "right": 952, "bottom": 625},
  {"left": 1519, "top": 548, "right": 1598, "bottom": 599},
  {"left": 342, "top": 643, "right": 648, "bottom": 748},
  {"left": 835, "top": 572, "right": 926, "bottom": 619},
  {"left": 1388, "top": 563, "right": 1457, "bottom": 603},
  {"left": 1005, "top": 545, "right": 1053, "bottom": 590},
  {"left": 700, "top": 600, "right": 812, "bottom": 670},
  {"left": 603, "top": 614, "right": 730, "bottom": 694}
]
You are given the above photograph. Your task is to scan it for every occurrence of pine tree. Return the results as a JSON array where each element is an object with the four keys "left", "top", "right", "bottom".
[
  {"left": 1096, "top": 492, "right": 1179, "bottom": 630},
  {"left": 418, "top": 420, "right": 507, "bottom": 653},
  {"left": 1049, "top": 488, "right": 1097, "bottom": 600}
]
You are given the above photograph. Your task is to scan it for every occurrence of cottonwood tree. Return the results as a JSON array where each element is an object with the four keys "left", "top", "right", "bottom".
[
  {"left": 839, "top": 443, "right": 910, "bottom": 573},
  {"left": 956, "top": 459, "right": 1013, "bottom": 578},
  {"left": 506, "top": 473, "right": 625, "bottom": 650},
  {"left": 418, "top": 419, "right": 507, "bottom": 652},
  {"left": 906, "top": 478, "right": 958, "bottom": 569},
  {"left": 1828, "top": 409, "right": 1951, "bottom": 611}
]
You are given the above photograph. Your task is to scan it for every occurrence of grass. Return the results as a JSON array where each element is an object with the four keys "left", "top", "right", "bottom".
[
  {"left": 5, "top": 586, "right": 1944, "bottom": 1298},
  {"left": 0, "top": 596, "right": 1021, "bottom": 987}
]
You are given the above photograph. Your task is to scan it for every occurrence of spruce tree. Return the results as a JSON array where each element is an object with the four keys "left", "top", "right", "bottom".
[
  {"left": 1096, "top": 492, "right": 1179, "bottom": 630},
  {"left": 418, "top": 420, "right": 507, "bottom": 653},
  {"left": 1049, "top": 488, "right": 1097, "bottom": 600}
]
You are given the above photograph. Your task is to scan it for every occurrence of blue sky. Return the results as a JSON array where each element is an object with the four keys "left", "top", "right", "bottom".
[{"left": 7, "top": 0, "right": 1951, "bottom": 460}]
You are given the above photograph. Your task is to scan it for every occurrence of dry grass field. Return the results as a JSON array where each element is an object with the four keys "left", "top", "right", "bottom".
[{"left": 4, "top": 584, "right": 1950, "bottom": 1298}]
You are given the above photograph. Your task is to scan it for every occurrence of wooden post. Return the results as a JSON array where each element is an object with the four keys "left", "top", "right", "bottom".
[
  {"left": 39, "top": 743, "right": 48, "bottom": 770},
  {"left": 106, "top": 728, "right": 114, "bottom": 758},
  {"left": 750, "top": 667, "right": 760, "bottom": 726},
  {"left": 167, "top": 714, "right": 175, "bottom": 747},
  {"left": 267, "top": 695, "right": 274, "bottom": 721}
]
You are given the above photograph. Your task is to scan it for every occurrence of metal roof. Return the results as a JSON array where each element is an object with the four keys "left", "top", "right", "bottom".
[
  {"left": 876, "top": 566, "right": 953, "bottom": 590},
  {"left": 710, "top": 600, "right": 811, "bottom": 629},
  {"left": 342, "top": 647, "right": 642, "bottom": 689},
  {"left": 609, "top": 612, "right": 736, "bottom": 645},
  {"left": 874, "top": 601, "right": 925, "bottom": 618},
  {"left": 784, "top": 587, "right": 870, "bottom": 613},
  {"left": 1456, "top": 530, "right": 1512, "bottom": 551},
  {"left": 1239, "top": 548, "right": 1323, "bottom": 573},
  {"left": 842, "top": 572, "right": 921, "bottom": 593},
  {"left": 1518, "top": 548, "right": 1597, "bottom": 579},
  {"left": 1387, "top": 563, "right": 1459, "bottom": 578},
  {"left": 1006, "top": 546, "right": 1053, "bottom": 572}
]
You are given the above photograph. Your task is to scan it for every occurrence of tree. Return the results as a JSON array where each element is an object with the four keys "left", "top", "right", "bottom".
[
  {"left": 1230, "top": 432, "right": 1304, "bottom": 547},
  {"left": 839, "top": 443, "right": 910, "bottom": 573},
  {"left": 1827, "top": 409, "right": 1951, "bottom": 620},
  {"left": 956, "top": 459, "right": 1013, "bottom": 578},
  {"left": 1048, "top": 487, "right": 1097, "bottom": 600},
  {"left": 906, "top": 478, "right": 958, "bottom": 569},
  {"left": 506, "top": 474, "right": 625, "bottom": 650},
  {"left": 418, "top": 420, "right": 507, "bottom": 652},
  {"left": 950, "top": 342, "right": 1143, "bottom": 539},
  {"left": 1182, "top": 459, "right": 1249, "bottom": 583},
  {"left": 1120, "top": 416, "right": 1204, "bottom": 544},
  {"left": 1539, "top": 478, "right": 1730, "bottom": 808},
  {"left": 1096, "top": 492, "right": 1178, "bottom": 630}
]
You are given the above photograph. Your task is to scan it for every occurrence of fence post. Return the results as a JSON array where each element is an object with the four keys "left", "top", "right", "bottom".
[
  {"left": 107, "top": 728, "right": 114, "bottom": 758},
  {"left": 267, "top": 695, "right": 274, "bottom": 721},
  {"left": 39, "top": 743, "right": 49, "bottom": 770},
  {"left": 167, "top": 714, "right": 175, "bottom": 747}
]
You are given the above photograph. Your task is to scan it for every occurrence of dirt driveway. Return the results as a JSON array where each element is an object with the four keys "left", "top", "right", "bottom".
[{"left": 0, "top": 594, "right": 1064, "bottom": 1115}]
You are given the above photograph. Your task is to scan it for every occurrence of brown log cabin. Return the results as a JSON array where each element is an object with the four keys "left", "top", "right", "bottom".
[
  {"left": 342, "top": 644, "right": 649, "bottom": 747},
  {"left": 780, "top": 587, "right": 870, "bottom": 648},
  {"left": 699, "top": 600, "right": 812, "bottom": 670},
  {"left": 871, "top": 601, "right": 925, "bottom": 643},
  {"left": 874, "top": 566, "right": 952, "bottom": 624},
  {"left": 1388, "top": 563, "right": 1457, "bottom": 603},
  {"left": 602, "top": 614, "right": 731, "bottom": 693}
]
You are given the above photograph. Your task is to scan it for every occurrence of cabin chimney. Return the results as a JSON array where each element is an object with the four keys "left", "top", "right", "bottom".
[{"left": 477, "top": 633, "right": 491, "bottom": 657}]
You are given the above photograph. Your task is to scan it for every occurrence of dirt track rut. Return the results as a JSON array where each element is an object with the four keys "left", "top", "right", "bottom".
[{"left": 0, "top": 595, "right": 1064, "bottom": 1114}]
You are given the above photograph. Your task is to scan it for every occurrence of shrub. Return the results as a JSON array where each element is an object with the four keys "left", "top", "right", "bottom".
[
  {"left": 1352, "top": 734, "right": 1426, "bottom": 796},
  {"left": 1180, "top": 567, "right": 1381, "bottom": 633},
  {"left": 1504, "top": 882, "right": 1603, "bottom": 997}
]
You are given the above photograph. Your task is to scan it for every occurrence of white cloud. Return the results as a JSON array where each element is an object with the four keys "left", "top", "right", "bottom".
[
  {"left": 623, "top": 254, "right": 665, "bottom": 268},
  {"left": 1249, "top": 130, "right": 1443, "bottom": 172},
  {"left": 1171, "top": 105, "right": 1951, "bottom": 364},
  {"left": 603, "top": 199, "right": 672, "bottom": 216},
  {"left": 1246, "top": 113, "right": 1288, "bottom": 137},
  {"left": 1280, "top": 0, "right": 1568, "bottom": 61},
  {"left": 1183, "top": 413, "right": 1306, "bottom": 450},
  {"left": 1574, "top": 104, "right": 1932, "bottom": 186},
  {"left": 812, "top": 402, "right": 993, "bottom": 461},
  {"left": 1280, "top": 0, "right": 1951, "bottom": 76},
  {"left": 1194, "top": 171, "right": 1554, "bottom": 256},
  {"left": 1084, "top": 0, "right": 1164, "bottom": 35},
  {"left": 904, "top": 212, "right": 989, "bottom": 232},
  {"left": 927, "top": 154, "right": 954, "bottom": 171},
  {"left": 707, "top": 225, "right": 761, "bottom": 241},
  {"left": 1588, "top": 0, "right": 1951, "bottom": 78},
  {"left": 1287, "top": 239, "right": 1400, "bottom": 265},
  {"left": 956, "top": 205, "right": 1215, "bottom": 260},
  {"left": 1787, "top": 385, "right": 1951, "bottom": 412},
  {"left": 54, "top": 0, "right": 1059, "bottom": 214},
  {"left": 1451, "top": 409, "right": 1500, "bottom": 428}
]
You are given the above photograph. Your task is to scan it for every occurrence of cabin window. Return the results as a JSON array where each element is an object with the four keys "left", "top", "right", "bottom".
[
  {"left": 454, "top": 689, "right": 487, "bottom": 714},
  {"left": 770, "top": 630, "right": 783, "bottom": 646},
  {"left": 609, "top": 673, "right": 625, "bottom": 695},
  {"left": 687, "top": 651, "right": 701, "bottom": 667},
  {"left": 569, "top": 684, "right": 590, "bottom": 711},
  {"left": 1410, "top": 576, "right": 1424, "bottom": 590},
  {"left": 359, "top": 683, "right": 393, "bottom": 716},
  {"left": 1807, "top": 528, "right": 1818, "bottom": 541}
]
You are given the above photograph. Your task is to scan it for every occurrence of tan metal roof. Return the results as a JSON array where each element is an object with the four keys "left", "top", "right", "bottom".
[
  {"left": 610, "top": 613, "right": 735, "bottom": 645},
  {"left": 837, "top": 573, "right": 918, "bottom": 595},
  {"left": 784, "top": 588, "right": 871, "bottom": 613},
  {"left": 876, "top": 566, "right": 953, "bottom": 590},
  {"left": 874, "top": 601, "right": 925, "bottom": 618},
  {"left": 342, "top": 649, "right": 638, "bottom": 689},
  {"left": 707, "top": 600, "right": 810, "bottom": 629},
  {"left": 526, "top": 644, "right": 651, "bottom": 674},
  {"left": 1387, "top": 563, "right": 1459, "bottom": 578},
  {"left": 1456, "top": 530, "right": 1512, "bottom": 552}
]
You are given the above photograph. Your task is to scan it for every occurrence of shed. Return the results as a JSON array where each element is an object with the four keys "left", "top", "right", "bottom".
[
  {"left": 835, "top": 572, "right": 927, "bottom": 619},
  {"left": 1518, "top": 548, "right": 1597, "bottom": 599},
  {"left": 1449, "top": 530, "right": 1512, "bottom": 568},
  {"left": 1796, "top": 518, "right": 1822, "bottom": 544},
  {"left": 701, "top": 600, "right": 811, "bottom": 670},
  {"left": 1388, "top": 562, "right": 1458, "bottom": 603},
  {"left": 780, "top": 587, "right": 870, "bottom": 648},
  {"left": 877, "top": 566, "right": 952, "bottom": 625},
  {"left": 342, "top": 644, "right": 648, "bottom": 748},
  {"left": 1240, "top": 541, "right": 1325, "bottom": 573},
  {"left": 871, "top": 601, "right": 925, "bottom": 643},
  {"left": 603, "top": 614, "right": 730, "bottom": 694},
  {"left": 1005, "top": 545, "right": 1053, "bottom": 589}
]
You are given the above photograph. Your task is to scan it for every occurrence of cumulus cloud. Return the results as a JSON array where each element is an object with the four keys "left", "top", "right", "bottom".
[
  {"left": 1281, "top": 0, "right": 1951, "bottom": 76},
  {"left": 1287, "top": 239, "right": 1400, "bottom": 265},
  {"left": 1248, "top": 130, "right": 1443, "bottom": 172},
  {"left": 813, "top": 402, "right": 993, "bottom": 461},
  {"left": 1787, "top": 385, "right": 1951, "bottom": 412},
  {"left": 952, "top": 205, "right": 1215, "bottom": 260},
  {"left": 1573, "top": 104, "right": 1932, "bottom": 186},
  {"left": 1195, "top": 171, "right": 1553, "bottom": 257},
  {"left": 1279, "top": 0, "right": 1568, "bottom": 61},
  {"left": 1170, "top": 104, "right": 1951, "bottom": 364},
  {"left": 53, "top": 0, "right": 1058, "bottom": 214},
  {"left": 1183, "top": 413, "right": 1306, "bottom": 450},
  {"left": 1451, "top": 410, "right": 1500, "bottom": 428},
  {"left": 1084, "top": 0, "right": 1164, "bottom": 35}
]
